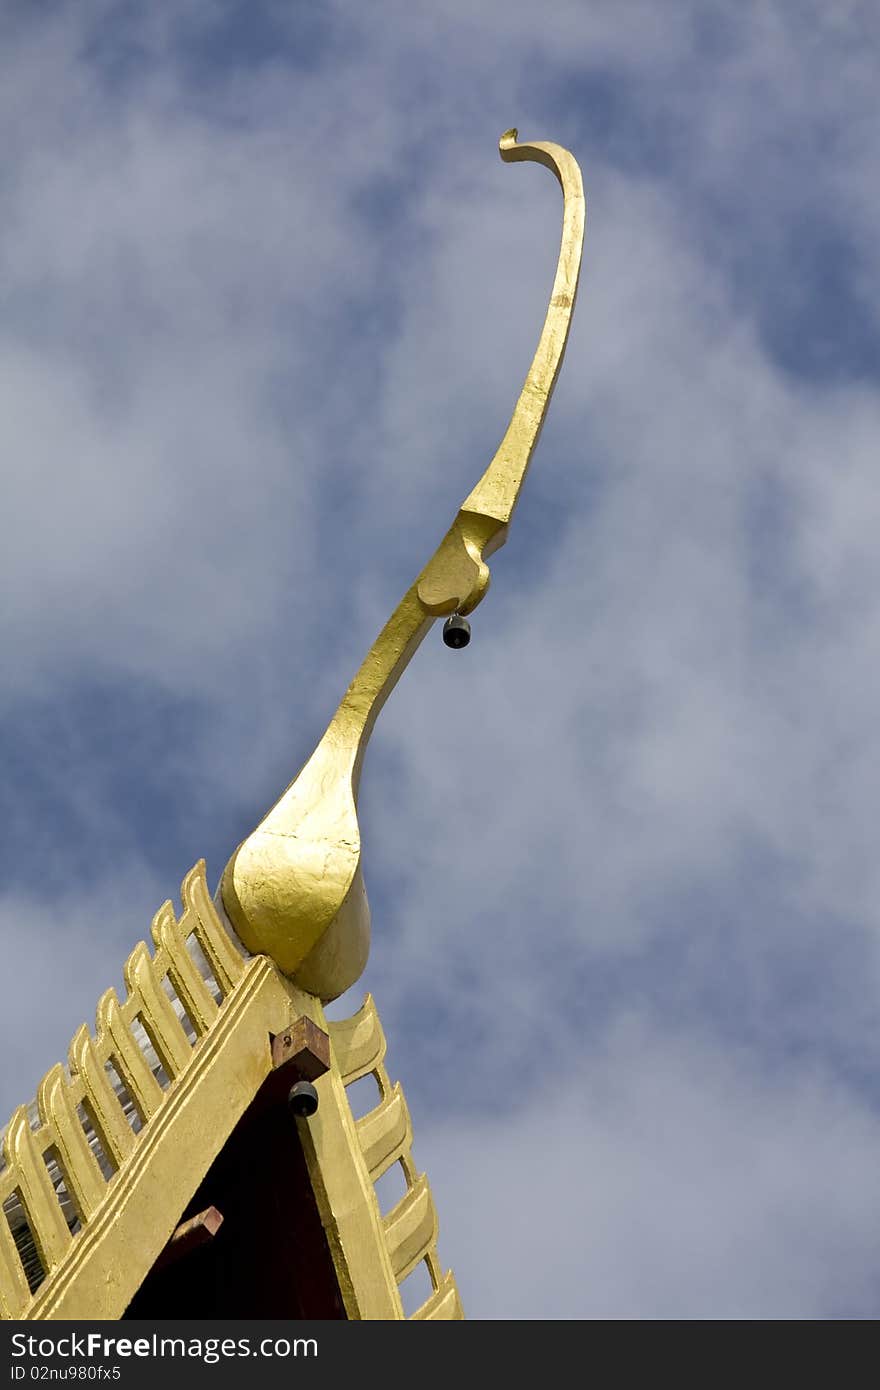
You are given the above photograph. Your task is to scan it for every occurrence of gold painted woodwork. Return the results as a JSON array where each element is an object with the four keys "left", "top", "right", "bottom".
[
  {"left": 1, "top": 127, "right": 581, "bottom": 1320},
  {"left": 220, "top": 128, "right": 585, "bottom": 1001},
  {"left": 0, "top": 862, "right": 245, "bottom": 1319},
  {"left": 0, "top": 865, "right": 460, "bottom": 1321},
  {"left": 321, "top": 996, "right": 462, "bottom": 1319}
]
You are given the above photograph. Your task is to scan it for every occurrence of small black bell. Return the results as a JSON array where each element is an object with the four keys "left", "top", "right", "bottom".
[
  {"left": 288, "top": 1080, "right": 320, "bottom": 1118},
  {"left": 442, "top": 614, "right": 471, "bottom": 649}
]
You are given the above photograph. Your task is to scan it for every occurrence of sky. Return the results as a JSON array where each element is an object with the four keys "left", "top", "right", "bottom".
[{"left": 3, "top": 0, "right": 880, "bottom": 1320}]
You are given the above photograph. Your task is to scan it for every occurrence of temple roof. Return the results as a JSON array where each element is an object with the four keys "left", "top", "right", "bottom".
[
  {"left": 1, "top": 128, "right": 582, "bottom": 1322},
  {"left": 0, "top": 861, "right": 461, "bottom": 1320}
]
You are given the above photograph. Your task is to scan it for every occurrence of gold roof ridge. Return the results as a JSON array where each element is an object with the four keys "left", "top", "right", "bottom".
[{"left": 1, "top": 863, "right": 461, "bottom": 1320}]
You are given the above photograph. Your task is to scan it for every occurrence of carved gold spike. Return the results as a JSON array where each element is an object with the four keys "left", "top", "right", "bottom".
[
  {"left": 96, "top": 989, "right": 163, "bottom": 1121},
  {"left": 2, "top": 1109, "right": 69, "bottom": 1273},
  {"left": 0, "top": 1208, "right": 30, "bottom": 1318},
  {"left": 124, "top": 943, "right": 192, "bottom": 1080},
  {"left": 67, "top": 1025, "right": 135, "bottom": 1167},
  {"left": 457, "top": 128, "right": 584, "bottom": 530},
  {"left": 36, "top": 1066, "right": 105, "bottom": 1222},
  {"left": 150, "top": 900, "right": 218, "bottom": 1037},
  {"left": 220, "top": 130, "right": 585, "bottom": 1001},
  {"left": 182, "top": 861, "right": 244, "bottom": 996}
]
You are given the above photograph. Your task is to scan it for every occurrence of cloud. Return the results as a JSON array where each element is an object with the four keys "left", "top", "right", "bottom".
[
  {"left": 423, "top": 1018, "right": 880, "bottom": 1319},
  {"left": 3, "top": 0, "right": 880, "bottom": 1319}
]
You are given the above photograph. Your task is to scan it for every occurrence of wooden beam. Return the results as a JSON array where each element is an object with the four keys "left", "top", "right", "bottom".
[
  {"left": 250, "top": 1017, "right": 331, "bottom": 1113},
  {"left": 153, "top": 1206, "right": 223, "bottom": 1273},
  {"left": 271, "top": 1018, "right": 331, "bottom": 1080}
]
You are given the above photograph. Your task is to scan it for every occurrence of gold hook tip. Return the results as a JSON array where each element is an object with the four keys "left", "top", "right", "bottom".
[{"left": 499, "top": 128, "right": 519, "bottom": 156}]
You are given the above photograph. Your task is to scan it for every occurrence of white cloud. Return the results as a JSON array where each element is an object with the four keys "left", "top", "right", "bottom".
[
  {"left": 423, "top": 1020, "right": 880, "bottom": 1319},
  {"left": 3, "top": 0, "right": 880, "bottom": 1318}
]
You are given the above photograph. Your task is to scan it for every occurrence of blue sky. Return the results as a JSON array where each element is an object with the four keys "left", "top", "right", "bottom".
[{"left": 3, "top": 0, "right": 880, "bottom": 1318}]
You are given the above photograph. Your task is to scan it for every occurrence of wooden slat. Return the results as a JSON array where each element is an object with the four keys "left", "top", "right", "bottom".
[
  {"left": 411, "top": 1269, "right": 465, "bottom": 1320},
  {"left": 356, "top": 1083, "right": 412, "bottom": 1181},
  {"left": 383, "top": 1174, "right": 438, "bottom": 1283},
  {"left": 153, "top": 1206, "right": 223, "bottom": 1273},
  {"left": 329, "top": 995, "right": 385, "bottom": 1083}
]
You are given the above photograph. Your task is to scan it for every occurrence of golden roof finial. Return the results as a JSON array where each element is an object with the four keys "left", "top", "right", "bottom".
[{"left": 219, "top": 129, "right": 586, "bottom": 999}]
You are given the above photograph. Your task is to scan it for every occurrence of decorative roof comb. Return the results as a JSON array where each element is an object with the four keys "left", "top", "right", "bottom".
[{"left": 219, "top": 129, "right": 586, "bottom": 999}]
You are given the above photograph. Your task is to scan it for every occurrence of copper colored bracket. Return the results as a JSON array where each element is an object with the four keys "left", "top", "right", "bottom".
[
  {"left": 250, "top": 1017, "right": 331, "bottom": 1114},
  {"left": 271, "top": 1017, "right": 331, "bottom": 1079},
  {"left": 154, "top": 1205, "right": 224, "bottom": 1273}
]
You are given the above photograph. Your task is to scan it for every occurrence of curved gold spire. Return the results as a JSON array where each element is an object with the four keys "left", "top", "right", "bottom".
[{"left": 220, "top": 129, "right": 585, "bottom": 999}]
